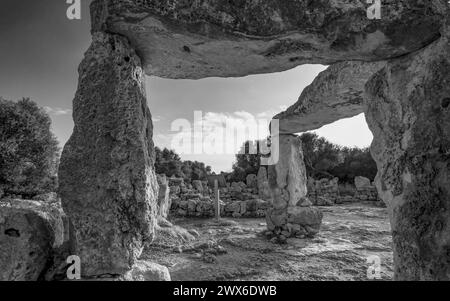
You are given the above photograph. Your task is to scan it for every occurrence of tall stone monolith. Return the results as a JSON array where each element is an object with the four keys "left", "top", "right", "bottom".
[
  {"left": 365, "top": 34, "right": 450, "bottom": 280},
  {"left": 58, "top": 32, "right": 158, "bottom": 277},
  {"left": 266, "top": 134, "right": 322, "bottom": 238}
]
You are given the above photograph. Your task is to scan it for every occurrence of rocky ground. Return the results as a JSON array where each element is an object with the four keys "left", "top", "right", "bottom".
[{"left": 143, "top": 203, "right": 393, "bottom": 281}]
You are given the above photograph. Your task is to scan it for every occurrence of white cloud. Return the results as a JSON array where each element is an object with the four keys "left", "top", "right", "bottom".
[
  {"left": 152, "top": 115, "right": 163, "bottom": 123},
  {"left": 155, "top": 110, "right": 273, "bottom": 156},
  {"left": 44, "top": 106, "right": 72, "bottom": 116},
  {"left": 256, "top": 105, "right": 288, "bottom": 119}
]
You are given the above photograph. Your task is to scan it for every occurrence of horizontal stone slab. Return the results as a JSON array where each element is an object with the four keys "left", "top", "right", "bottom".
[{"left": 91, "top": 0, "right": 446, "bottom": 79}]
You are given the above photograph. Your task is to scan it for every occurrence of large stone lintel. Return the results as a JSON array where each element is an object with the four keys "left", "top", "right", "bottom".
[
  {"left": 89, "top": 0, "right": 447, "bottom": 79},
  {"left": 275, "top": 61, "right": 385, "bottom": 134}
]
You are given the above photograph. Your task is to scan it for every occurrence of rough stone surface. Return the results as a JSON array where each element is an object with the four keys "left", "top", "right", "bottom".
[
  {"left": 266, "top": 205, "right": 323, "bottom": 238},
  {"left": 257, "top": 167, "right": 272, "bottom": 202},
  {"left": 0, "top": 199, "right": 69, "bottom": 281},
  {"left": 287, "top": 206, "right": 323, "bottom": 231},
  {"left": 122, "top": 260, "right": 171, "bottom": 281},
  {"left": 354, "top": 176, "right": 372, "bottom": 190},
  {"left": 308, "top": 177, "right": 340, "bottom": 205},
  {"left": 246, "top": 174, "right": 258, "bottom": 189},
  {"left": 265, "top": 134, "right": 321, "bottom": 238},
  {"left": 91, "top": 0, "right": 446, "bottom": 79},
  {"left": 192, "top": 180, "right": 204, "bottom": 194},
  {"left": 58, "top": 32, "right": 158, "bottom": 277},
  {"left": 157, "top": 175, "right": 171, "bottom": 218},
  {"left": 268, "top": 135, "right": 308, "bottom": 208},
  {"left": 275, "top": 61, "right": 385, "bottom": 134},
  {"left": 365, "top": 34, "right": 450, "bottom": 280}
]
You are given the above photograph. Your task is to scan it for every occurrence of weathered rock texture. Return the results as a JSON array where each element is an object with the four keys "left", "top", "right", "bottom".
[
  {"left": 305, "top": 177, "right": 383, "bottom": 206},
  {"left": 257, "top": 167, "right": 272, "bottom": 202},
  {"left": 58, "top": 32, "right": 158, "bottom": 277},
  {"left": 307, "top": 177, "right": 340, "bottom": 205},
  {"left": 266, "top": 135, "right": 322, "bottom": 238},
  {"left": 353, "top": 177, "right": 380, "bottom": 204},
  {"left": 157, "top": 174, "right": 171, "bottom": 218},
  {"left": 246, "top": 174, "right": 258, "bottom": 189},
  {"left": 91, "top": 0, "right": 446, "bottom": 79},
  {"left": 122, "top": 260, "right": 171, "bottom": 281},
  {"left": 354, "top": 176, "right": 372, "bottom": 190},
  {"left": 275, "top": 61, "right": 385, "bottom": 134},
  {"left": 0, "top": 199, "right": 71, "bottom": 281},
  {"left": 268, "top": 135, "right": 308, "bottom": 207},
  {"left": 365, "top": 35, "right": 450, "bottom": 280}
]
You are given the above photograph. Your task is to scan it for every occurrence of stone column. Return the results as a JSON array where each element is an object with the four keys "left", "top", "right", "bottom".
[
  {"left": 58, "top": 32, "right": 158, "bottom": 277},
  {"left": 364, "top": 34, "right": 450, "bottom": 280},
  {"left": 265, "top": 134, "right": 323, "bottom": 240},
  {"left": 214, "top": 180, "right": 221, "bottom": 221}
]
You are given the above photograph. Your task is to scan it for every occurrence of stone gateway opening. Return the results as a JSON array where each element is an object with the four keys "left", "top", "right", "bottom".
[{"left": 52, "top": 0, "right": 450, "bottom": 281}]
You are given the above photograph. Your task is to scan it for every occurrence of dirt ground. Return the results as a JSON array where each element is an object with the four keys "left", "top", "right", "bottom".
[{"left": 142, "top": 203, "right": 393, "bottom": 281}]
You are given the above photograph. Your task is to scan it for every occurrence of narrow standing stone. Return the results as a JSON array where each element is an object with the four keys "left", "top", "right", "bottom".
[
  {"left": 266, "top": 134, "right": 322, "bottom": 238},
  {"left": 214, "top": 180, "right": 221, "bottom": 221},
  {"left": 58, "top": 32, "right": 158, "bottom": 277}
]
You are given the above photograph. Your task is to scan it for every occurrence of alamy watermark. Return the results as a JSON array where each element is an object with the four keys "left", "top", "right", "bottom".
[
  {"left": 66, "top": 255, "right": 81, "bottom": 280},
  {"left": 169, "top": 111, "right": 280, "bottom": 165},
  {"left": 65, "top": 0, "right": 382, "bottom": 21},
  {"left": 66, "top": 0, "right": 81, "bottom": 20},
  {"left": 367, "top": 255, "right": 382, "bottom": 280},
  {"left": 367, "top": 0, "right": 382, "bottom": 20}
]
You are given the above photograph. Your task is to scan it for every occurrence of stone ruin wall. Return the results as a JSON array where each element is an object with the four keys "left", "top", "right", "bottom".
[
  {"left": 160, "top": 167, "right": 383, "bottom": 221},
  {"left": 164, "top": 171, "right": 273, "bottom": 219},
  {"left": 307, "top": 176, "right": 383, "bottom": 207}
]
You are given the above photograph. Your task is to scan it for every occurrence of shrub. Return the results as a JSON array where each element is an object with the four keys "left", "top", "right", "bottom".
[
  {"left": 154, "top": 147, "right": 212, "bottom": 182},
  {"left": 0, "top": 98, "right": 60, "bottom": 198}
]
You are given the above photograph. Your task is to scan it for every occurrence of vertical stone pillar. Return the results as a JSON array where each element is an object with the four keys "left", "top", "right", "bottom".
[
  {"left": 364, "top": 35, "right": 450, "bottom": 280},
  {"left": 265, "top": 134, "right": 322, "bottom": 239},
  {"left": 58, "top": 32, "right": 158, "bottom": 277},
  {"left": 214, "top": 180, "right": 221, "bottom": 221},
  {"left": 157, "top": 174, "right": 171, "bottom": 219}
]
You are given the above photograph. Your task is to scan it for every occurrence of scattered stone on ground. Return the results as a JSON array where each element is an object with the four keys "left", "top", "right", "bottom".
[{"left": 143, "top": 203, "right": 393, "bottom": 281}]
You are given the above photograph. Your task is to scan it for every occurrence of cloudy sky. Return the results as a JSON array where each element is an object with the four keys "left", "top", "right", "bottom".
[{"left": 0, "top": 0, "right": 373, "bottom": 172}]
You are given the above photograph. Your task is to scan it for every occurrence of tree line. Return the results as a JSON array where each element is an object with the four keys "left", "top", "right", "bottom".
[
  {"left": 229, "top": 133, "right": 377, "bottom": 183},
  {"left": 0, "top": 98, "right": 377, "bottom": 199}
]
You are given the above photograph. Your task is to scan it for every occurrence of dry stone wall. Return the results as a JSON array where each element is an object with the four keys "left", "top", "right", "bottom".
[
  {"left": 307, "top": 177, "right": 383, "bottom": 206},
  {"left": 167, "top": 176, "right": 271, "bottom": 218}
]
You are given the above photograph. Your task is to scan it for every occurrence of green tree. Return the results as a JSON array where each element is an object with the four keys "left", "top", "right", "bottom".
[
  {"left": 154, "top": 147, "right": 212, "bottom": 181},
  {"left": 230, "top": 140, "right": 265, "bottom": 182},
  {"left": 330, "top": 147, "right": 377, "bottom": 182},
  {"left": 300, "top": 132, "right": 342, "bottom": 179},
  {"left": 0, "top": 98, "right": 60, "bottom": 198},
  {"left": 300, "top": 132, "right": 377, "bottom": 182},
  {"left": 154, "top": 147, "right": 183, "bottom": 177}
]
